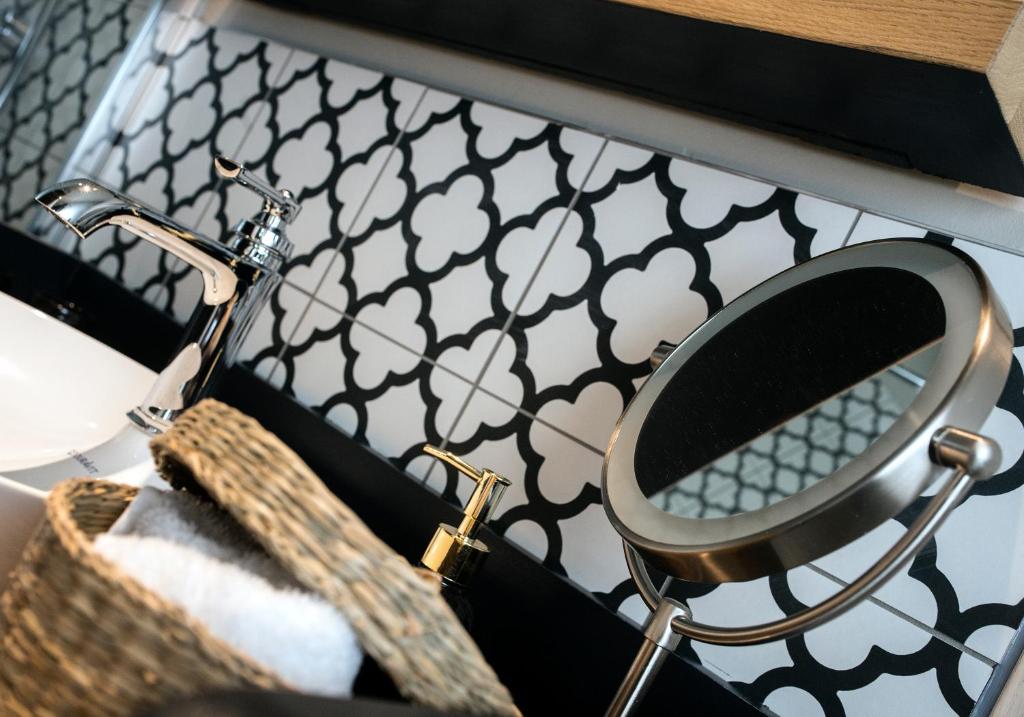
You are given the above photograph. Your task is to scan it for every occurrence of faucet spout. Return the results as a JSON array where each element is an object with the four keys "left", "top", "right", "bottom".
[
  {"left": 35, "top": 179, "right": 238, "bottom": 305},
  {"left": 34, "top": 161, "right": 297, "bottom": 434}
]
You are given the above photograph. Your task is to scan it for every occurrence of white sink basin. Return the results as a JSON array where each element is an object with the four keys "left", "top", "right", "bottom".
[
  {"left": 0, "top": 291, "right": 159, "bottom": 589},
  {"left": 0, "top": 291, "right": 155, "bottom": 472}
]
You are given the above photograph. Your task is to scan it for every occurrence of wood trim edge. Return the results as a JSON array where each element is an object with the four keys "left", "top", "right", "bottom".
[{"left": 989, "top": 5, "right": 1024, "bottom": 155}]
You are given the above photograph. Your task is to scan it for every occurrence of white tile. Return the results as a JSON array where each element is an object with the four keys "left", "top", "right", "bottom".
[
  {"left": 580, "top": 139, "right": 652, "bottom": 194},
  {"left": 762, "top": 686, "right": 826, "bottom": 717},
  {"left": 794, "top": 195, "right": 859, "bottom": 256},
  {"left": 669, "top": 158, "right": 776, "bottom": 229},
  {"left": 687, "top": 578, "right": 795, "bottom": 685},
  {"left": 467, "top": 101, "right": 547, "bottom": 160},
  {"left": 705, "top": 212, "right": 808, "bottom": 304},
  {"left": 428, "top": 259, "right": 495, "bottom": 338},
  {"left": 838, "top": 670, "right": 956, "bottom": 717},
  {"left": 558, "top": 503, "right": 630, "bottom": 594},
  {"left": 590, "top": 172, "right": 671, "bottom": 262},
  {"left": 497, "top": 207, "right": 590, "bottom": 317},
  {"left": 337, "top": 94, "right": 602, "bottom": 391},
  {"left": 789, "top": 567, "right": 933, "bottom": 670},
  {"left": 532, "top": 381, "right": 625, "bottom": 453},
  {"left": 338, "top": 143, "right": 407, "bottom": 238},
  {"left": 411, "top": 175, "right": 491, "bottom": 272},
  {"left": 348, "top": 222, "right": 409, "bottom": 301},
  {"left": 348, "top": 318, "right": 423, "bottom": 392},
  {"left": 443, "top": 390, "right": 612, "bottom": 580},
  {"left": 407, "top": 114, "right": 469, "bottom": 192},
  {"left": 598, "top": 246, "right": 708, "bottom": 364},
  {"left": 521, "top": 303, "right": 602, "bottom": 393},
  {"left": 958, "top": 652, "right": 995, "bottom": 703}
]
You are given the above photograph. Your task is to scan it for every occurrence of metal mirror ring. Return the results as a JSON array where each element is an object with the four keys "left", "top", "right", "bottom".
[
  {"left": 604, "top": 239, "right": 1011, "bottom": 583},
  {"left": 602, "top": 239, "right": 1013, "bottom": 716}
]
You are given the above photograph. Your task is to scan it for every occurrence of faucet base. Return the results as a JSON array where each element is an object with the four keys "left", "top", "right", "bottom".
[{"left": 126, "top": 407, "right": 172, "bottom": 435}]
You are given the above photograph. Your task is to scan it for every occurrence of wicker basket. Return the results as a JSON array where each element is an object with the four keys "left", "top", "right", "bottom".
[{"left": 0, "top": 399, "right": 519, "bottom": 717}]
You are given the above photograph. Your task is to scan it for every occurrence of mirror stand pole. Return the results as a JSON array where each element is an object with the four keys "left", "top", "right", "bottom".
[{"left": 605, "top": 598, "right": 689, "bottom": 717}]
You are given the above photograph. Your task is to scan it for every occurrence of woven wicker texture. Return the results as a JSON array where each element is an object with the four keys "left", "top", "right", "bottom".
[
  {"left": 0, "top": 479, "right": 286, "bottom": 717},
  {"left": 149, "top": 399, "right": 519, "bottom": 716}
]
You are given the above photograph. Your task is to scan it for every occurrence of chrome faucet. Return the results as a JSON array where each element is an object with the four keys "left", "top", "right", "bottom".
[{"left": 35, "top": 155, "right": 299, "bottom": 434}]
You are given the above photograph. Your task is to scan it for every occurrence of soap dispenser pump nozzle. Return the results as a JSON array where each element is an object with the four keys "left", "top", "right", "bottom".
[{"left": 420, "top": 445, "right": 510, "bottom": 590}]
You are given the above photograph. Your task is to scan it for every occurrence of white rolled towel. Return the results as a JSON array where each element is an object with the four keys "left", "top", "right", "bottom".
[{"left": 93, "top": 487, "right": 364, "bottom": 698}]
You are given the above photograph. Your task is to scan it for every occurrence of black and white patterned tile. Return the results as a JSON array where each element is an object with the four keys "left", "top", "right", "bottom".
[
  {"left": 243, "top": 87, "right": 607, "bottom": 470},
  {"left": 411, "top": 145, "right": 1008, "bottom": 713},
  {"left": 471, "top": 141, "right": 857, "bottom": 455},
  {"left": 436, "top": 140, "right": 858, "bottom": 596},
  {"left": 676, "top": 566, "right": 994, "bottom": 717},
  {"left": 59, "top": 13, "right": 292, "bottom": 311},
  {"left": 0, "top": 0, "right": 145, "bottom": 232},
  {"left": 185, "top": 49, "right": 429, "bottom": 329},
  {"left": 273, "top": 298, "right": 481, "bottom": 477},
  {"left": 803, "top": 214, "right": 1024, "bottom": 671},
  {"left": 0, "top": 135, "right": 63, "bottom": 231},
  {"left": 0, "top": 0, "right": 147, "bottom": 161},
  {"left": 196, "top": 49, "right": 431, "bottom": 377}
]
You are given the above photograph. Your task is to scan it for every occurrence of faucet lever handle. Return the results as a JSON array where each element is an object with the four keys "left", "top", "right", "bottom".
[{"left": 213, "top": 155, "right": 300, "bottom": 223}]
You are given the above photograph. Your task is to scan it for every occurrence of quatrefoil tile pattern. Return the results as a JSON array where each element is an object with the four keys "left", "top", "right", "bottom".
[
  {"left": 0, "top": 0, "right": 146, "bottom": 232},
  {"left": 7, "top": 9, "right": 1024, "bottom": 715},
  {"left": 62, "top": 13, "right": 293, "bottom": 312},
  {"left": 261, "top": 88, "right": 607, "bottom": 474}
]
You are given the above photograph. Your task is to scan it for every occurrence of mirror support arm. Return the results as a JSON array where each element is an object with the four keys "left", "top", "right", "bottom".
[
  {"left": 609, "top": 427, "right": 998, "bottom": 716},
  {"left": 605, "top": 599, "right": 689, "bottom": 717}
]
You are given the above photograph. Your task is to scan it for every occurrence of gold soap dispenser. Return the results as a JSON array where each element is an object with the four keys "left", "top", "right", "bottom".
[{"left": 420, "top": 445, "right": 511, "bottom": 627}]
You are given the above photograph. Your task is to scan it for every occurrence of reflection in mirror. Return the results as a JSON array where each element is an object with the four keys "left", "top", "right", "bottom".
[
  {"left": 634, "top": 266, "right": 947, "bottom": 517},
  {"left": 648, "top": 342, "right": 939, "bottom": 517}
]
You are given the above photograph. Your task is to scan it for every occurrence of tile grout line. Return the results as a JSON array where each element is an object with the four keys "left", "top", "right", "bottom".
[
  {"left": 339, "top": 301, "right": 607, "bottom": 456},
  {"left": 839, "top": 209, "right": 863, "bottom": 248},
  {"left": 156, "top": 45, "right": 299, "bottom": 308},
  {"left": 422, "top": 137, "right": 611, "bottom": 486},
  {"left": 266, "top": 84, "right": 429, "bottom": 385},
  {"left": 294, "top": 287, "right": 604, "bottom": 455},
  {"left": 296, "top": 276, "right": 609, "bottom": 458},
  {"left": 805, "top": 563, "right": 998, "bottom": 667}
]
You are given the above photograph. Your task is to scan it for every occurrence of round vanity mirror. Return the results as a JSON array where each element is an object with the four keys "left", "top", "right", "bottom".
[
  {"left": 602, "top": 239, "right": 1013, "bottom": 716},
  {"left": 639, "top": 269, "right": 943, "bottom": 521},
  {"left": 606, "top": 239, "right": 1011, "bottom": 582}
]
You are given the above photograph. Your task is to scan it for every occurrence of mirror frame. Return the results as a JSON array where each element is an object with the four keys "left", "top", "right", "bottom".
[{"left": 603, "top": 240, "right": 1012, "bottom": 583}]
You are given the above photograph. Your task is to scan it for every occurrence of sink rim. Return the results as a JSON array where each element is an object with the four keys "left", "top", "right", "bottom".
[{"left": 0, "top": 290, "right": 156, "bottom": 472}]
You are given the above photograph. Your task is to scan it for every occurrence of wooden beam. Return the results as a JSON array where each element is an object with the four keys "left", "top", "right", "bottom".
[
  {"left": 990, "top": 8, "right": 1024, "bottom": 159},
  {"left": 611, "top": 0, "right": 1022, "bottom": 71}
]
